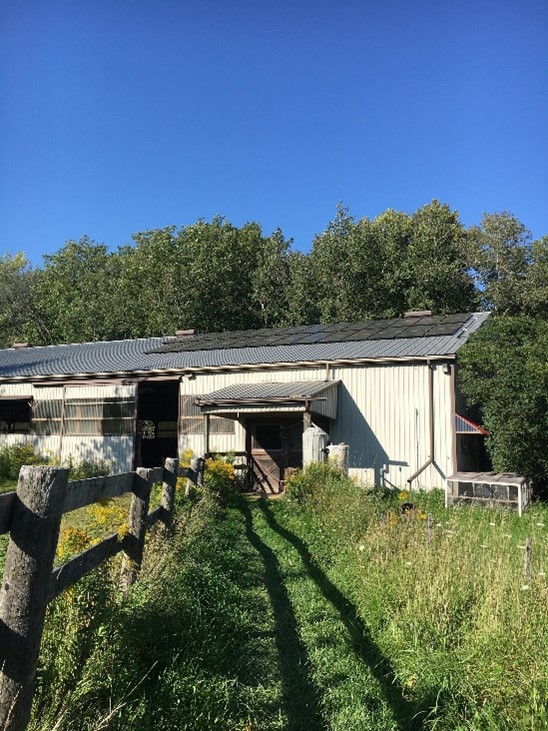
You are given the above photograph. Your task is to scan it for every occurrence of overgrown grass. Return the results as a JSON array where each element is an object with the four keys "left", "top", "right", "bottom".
[
  {"left": 277, "top": 464, "right": 548, "bottom": 729},
  {"left": 28, "top": 491, "right": 289, "bottom": 730},
  {"left": 5, "top": 460, "right": 547, "bottom": 729}
]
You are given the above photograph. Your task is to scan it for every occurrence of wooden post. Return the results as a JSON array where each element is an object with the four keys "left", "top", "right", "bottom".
[
  {"left": 185, "top": 457, "right": 199, "bottom": 497},
  {"left": 203, "top": 414, "right": 210, "bottom": 457},
  {"left": 524, "top": 536, "right": 532, "bottom": 585},
  {"left": 0, "top": 466, "right": 69, "bottom": 731},
  {"left": 159, "top": 458, "right": 178, "bottom": 536},
  {"left": 120, "top": 468, "right": 154, "bottom": 591}
]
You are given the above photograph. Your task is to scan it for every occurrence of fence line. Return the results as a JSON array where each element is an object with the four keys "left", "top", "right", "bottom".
[{"left": 0, "top": 456, "right": 195, "bottom": 731}]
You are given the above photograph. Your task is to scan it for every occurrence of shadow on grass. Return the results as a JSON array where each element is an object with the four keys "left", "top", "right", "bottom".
[
  {"left": 241, "top": 500, "right": 326, "bottom": 731},
  {"left": 256, "top": 499, "right": 424, "bottom": 731}
]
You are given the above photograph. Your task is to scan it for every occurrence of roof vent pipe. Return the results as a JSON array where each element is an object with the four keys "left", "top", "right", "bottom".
[{"left": 404, "top": 310, "right": 432, "bottom": 318}]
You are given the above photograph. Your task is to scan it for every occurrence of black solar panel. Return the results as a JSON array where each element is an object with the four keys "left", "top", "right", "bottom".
[{"left": 147, "top": 313, "right": 473, "bottom": 354}]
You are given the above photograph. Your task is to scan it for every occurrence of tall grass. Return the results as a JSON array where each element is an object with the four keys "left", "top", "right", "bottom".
[
  {"left": 280, "top": 464, "right": 548, "bottom": 729},
  {"left": 27, "top": 485, "right": 286, "bottom": 730}
]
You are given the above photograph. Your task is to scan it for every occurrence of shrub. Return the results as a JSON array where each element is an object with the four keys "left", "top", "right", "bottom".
[
  {"left": 203, "top": 457, "right": 236, "bottom": 501},
  {"left": 284, "top": 461, "right": 349, "bottom": 504},
  {"left": 0, "top": 442, "right": 48, "bottom": 481}
]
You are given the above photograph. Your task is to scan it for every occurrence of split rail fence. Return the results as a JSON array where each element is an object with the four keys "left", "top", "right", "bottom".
[{"left": 0, "top": 457, "right": 201, "bottom": 731}]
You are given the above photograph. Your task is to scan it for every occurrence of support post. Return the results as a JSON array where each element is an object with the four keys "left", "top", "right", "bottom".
[
  {"left": 204, "top": 414, "right": 210, "bottom": 457},
  {"left": 159, "top": 458, "right": 178, "bottom": 536},
  {"left": 0, "top": 466, "right": 69, "bottom": 731},
  {"left": 120, "top": 468, "right": 154, "bottom": 591}
]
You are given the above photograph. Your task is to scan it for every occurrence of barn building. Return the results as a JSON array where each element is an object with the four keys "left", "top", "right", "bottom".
[{"left": 0, "top": 311, "right": 490, "bottom": 492}]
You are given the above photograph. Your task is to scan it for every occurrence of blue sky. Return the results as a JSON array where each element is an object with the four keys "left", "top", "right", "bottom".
[{"left": 1, "top": 0, "right": 547, "bottom": 263}]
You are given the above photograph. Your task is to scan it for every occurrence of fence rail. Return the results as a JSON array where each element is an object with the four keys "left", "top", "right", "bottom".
[{"left": 0, "top": 457, "right": 195, "bottom": 731}]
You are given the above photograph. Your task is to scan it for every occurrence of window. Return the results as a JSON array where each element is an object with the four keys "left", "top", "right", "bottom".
[
  {"left": 0, "top": 398, "right": 32, "bottom": 434},
  {"left": 32, "top": 397, "right": 134, "bottom": 436},
  {"left": 180, "top": 395, "right": 235, "bottom": 435}
]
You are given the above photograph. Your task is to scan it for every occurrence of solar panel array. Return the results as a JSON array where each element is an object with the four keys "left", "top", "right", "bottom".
[{"left": 149, "top": 313, "right": 472, "bottom": 354}]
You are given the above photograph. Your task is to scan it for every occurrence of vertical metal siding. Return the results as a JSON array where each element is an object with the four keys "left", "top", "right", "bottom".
[
  {"left": 0, "top": 383, "right": 137, "bottom": 473},
  {"left": 330, "top": 362, "right": 452, "bottom": 489}
]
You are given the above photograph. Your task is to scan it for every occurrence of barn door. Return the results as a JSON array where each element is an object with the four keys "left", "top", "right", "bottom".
[{"left": 249, "top": 418, "right": 303, "bottom": 493}]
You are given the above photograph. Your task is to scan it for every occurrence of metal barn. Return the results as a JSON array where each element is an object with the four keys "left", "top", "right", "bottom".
[{"left": 0, "top": 312, "right": 490, "bottom": 492}]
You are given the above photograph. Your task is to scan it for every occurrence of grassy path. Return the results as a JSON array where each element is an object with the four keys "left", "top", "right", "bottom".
[
  {"left": 246, "top": 498, "right": 416, "bottom": 731},
  {"left": 27, "top": 492, "right": 418, "bottom": 730}
]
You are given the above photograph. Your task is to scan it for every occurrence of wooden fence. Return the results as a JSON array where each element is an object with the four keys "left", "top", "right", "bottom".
[{"left": 0, "top": 457, "right": 198, "bottom": 731}]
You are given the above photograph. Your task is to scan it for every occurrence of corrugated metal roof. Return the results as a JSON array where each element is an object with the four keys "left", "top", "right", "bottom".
[
  {"left": 0, "top": 312, "right": 490, "bottom": 380},
  {"left": 195, "top": 380, "right": 337, "bottom": 403}
]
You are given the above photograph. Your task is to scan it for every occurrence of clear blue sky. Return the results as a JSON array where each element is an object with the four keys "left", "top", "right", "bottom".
[{"left": 1, "top": 0, "right": 547, "bottom": 263}]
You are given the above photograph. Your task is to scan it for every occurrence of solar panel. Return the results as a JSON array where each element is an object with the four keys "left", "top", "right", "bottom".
[{"left": 148, "top": 313, "right": 473, "bottom": 354}]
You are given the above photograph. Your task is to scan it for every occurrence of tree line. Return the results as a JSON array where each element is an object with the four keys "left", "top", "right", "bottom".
[
  {"left": 2, "top": 199, "right": 548, "bottom": 488},
  {"left": 1, "top": 199, "right": 546, "bottom": 348}
]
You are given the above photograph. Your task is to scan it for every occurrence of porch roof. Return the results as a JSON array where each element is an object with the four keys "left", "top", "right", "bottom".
[{"left": 196, "top": 380, "right": 339, "bottom": 419}]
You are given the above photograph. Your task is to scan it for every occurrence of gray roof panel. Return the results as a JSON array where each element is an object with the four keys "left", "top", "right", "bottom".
[{"left": 0, "top": 313, "right": 490, "bottom": 380}]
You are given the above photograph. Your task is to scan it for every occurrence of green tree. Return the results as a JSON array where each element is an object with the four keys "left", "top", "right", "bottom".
[
  {"left": 249, "top": 228, "right": 292, "bottom": 329},
  {"left": 524, "top": 235, "right": 548, "bottom": 319},
  {"left": 0, "top": 253, "right": 50, "bottom": 347},
  {"left": 34, "top": 237, "right": 123, "bottom": 344},
  {"left": 370, "top": 208, "right": 413, "bottom": 317},
  {"left": 466, "top": 211, "right": 531, "bottom": 314},
  {"left": 309, "top": 205, "right": 398, "bottom": 323},
  {"left": 117, "top": 226, "right": 184, "bottom": 337},
  {"left": 405, "top": 200, "right": 475, "bottom": 314},
  {"left": 458, "top": 316, "right": 548, "bottom": 490},
  {"left": 285, "top": 251, "right": 320, "bottom": 326}
]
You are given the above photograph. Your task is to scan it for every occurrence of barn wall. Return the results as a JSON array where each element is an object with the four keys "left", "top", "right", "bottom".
[
  {"left": 178, "top": 361, "right": 454, "bottom": 490},
  {"left": 179, "top": 367, "right": 328, "bottom": 457},
  {"left": 329, "top": 362, "right": 453, "bottom": 488},
  {"left": 0, "top": 383, "right": 137, "bottom": 473}
]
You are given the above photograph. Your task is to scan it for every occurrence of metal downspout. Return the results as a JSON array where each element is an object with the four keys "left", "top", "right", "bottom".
[{"left": 407, "top": 360, "right": 434, "bottom": 490}]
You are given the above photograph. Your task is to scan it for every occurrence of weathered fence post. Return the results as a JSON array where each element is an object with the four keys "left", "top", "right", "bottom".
[
  {"left": 0, "top": 466, "right": 69, "bottom": 731},
  {"left": 159, "top": 458, "right": 178, "bottom": 536},
  {"left": 120, "top": 468, "right": 154, "bottom": 591},
  {"left": 427, "top": 513, "right": 433, "bottom": 543},
  {"left": 185, "top": 457, "right": 204, "bottom": 497}
]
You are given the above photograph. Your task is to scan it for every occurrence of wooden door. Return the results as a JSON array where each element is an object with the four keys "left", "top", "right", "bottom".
[{"left": 249, "top": 418, "right": 303, "bottom": 493}]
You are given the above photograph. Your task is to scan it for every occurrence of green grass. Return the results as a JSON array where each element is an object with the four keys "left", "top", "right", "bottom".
[{"left": 3, "top": 466, "right": 547, "bottom": 729}]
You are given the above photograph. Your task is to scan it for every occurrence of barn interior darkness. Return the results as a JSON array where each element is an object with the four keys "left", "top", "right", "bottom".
[{"left": 136, "top": 380, "right": 179, "bottom": 467}]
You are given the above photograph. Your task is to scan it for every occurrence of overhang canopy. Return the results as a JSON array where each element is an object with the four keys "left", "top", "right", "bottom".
[{"left": 195, "top": 380, "right": 339, "bottom": 419}]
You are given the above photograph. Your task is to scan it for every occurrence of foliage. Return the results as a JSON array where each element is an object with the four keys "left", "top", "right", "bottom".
[
  {"left": 0, "top": 252, "right": 47, "bottom": 347},
  {"left": 203, "top": 456, "right": 236, "bottom": 501},
  {"left": 271, "top": 475, "right": 548, "bottom": 730},
  {"left": 0, "top": 442, "right": 49, "bottom": 482},
  {"left": 467, "top": 211, "right": 532, "bottom": 315},
  {"left": 64, "top": 456, "right": 111, "bottom": 481},
  {"left": 33, "top": 237, "right": 125, "bottom": 344},
  {"left": 458, "top": 315, "right": 548, "bottom": 490},
  {"left": 284, "top": 461, "right": 347, "bottom": 504},
  {"left": 406, "top": 200, "right": 475, "bottom": 313},
  {"left": 2, "top": 206, "right": 547, "bottom": 349}
]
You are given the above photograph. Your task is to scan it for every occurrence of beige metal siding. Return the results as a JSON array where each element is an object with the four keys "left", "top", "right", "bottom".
[
  {"left": 179, "top": 368, "right": 327, "bottom": 457},
  {"left": 0, "top": 383, "right": 137, "bottom": 473},
  {"left": 330, "top": 362, "right": 453, "bottom": 489}
]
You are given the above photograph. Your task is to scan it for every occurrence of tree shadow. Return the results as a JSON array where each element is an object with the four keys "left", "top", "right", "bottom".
[
  {"left": 240, "top": 500, "right": 326, "bottom": 731},
  {"left": 256, "top": 499, "right": 424, "bottom": 730}
]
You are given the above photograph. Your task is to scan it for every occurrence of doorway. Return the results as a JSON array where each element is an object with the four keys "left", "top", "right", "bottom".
[
  {"left": 247, "top": 416, "right": 303, "bottom": 493},
  {"left": 136, "top": 380, "right": 179, "bottom": 468}
]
